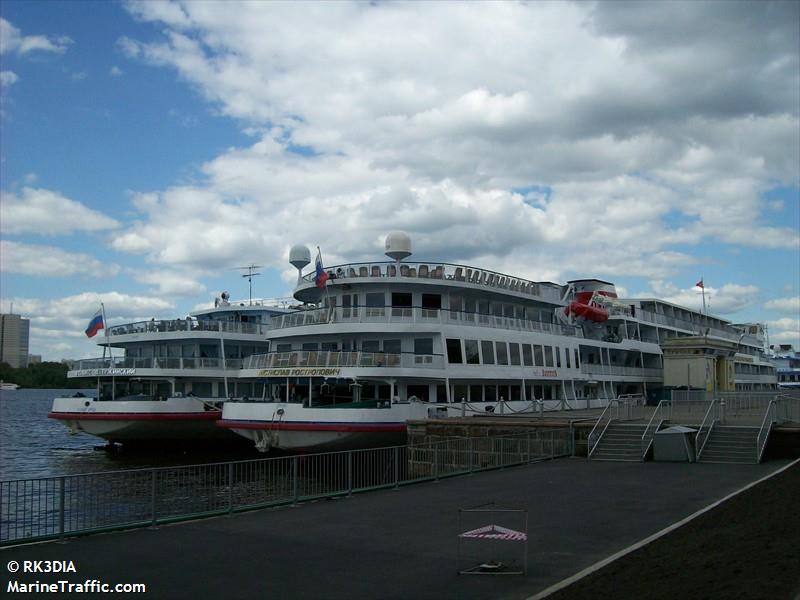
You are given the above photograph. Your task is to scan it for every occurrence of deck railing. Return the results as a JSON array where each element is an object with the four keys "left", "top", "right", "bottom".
[
  {"left": 243, "top": 350, "right": 444, "bottom": 371},
  {"left": 106, "top": 319, "right": 266, "bottom": 337},
  {"left": 68, "top": 357, "right": 245, "bottom": 372},
  {"left": 0, "top": 431, "right": 570, "bottom": 546},
  {"left": 271, "top": 305, "right": 583, "bottom": 338}
]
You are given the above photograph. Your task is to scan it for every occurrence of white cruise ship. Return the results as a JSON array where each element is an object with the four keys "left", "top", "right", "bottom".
[
  {"left": 49, "top": 295, "right": 293, "bottom": 447},
  {"left": 217, "top": 233, "right": 777, "bottom": 452}
]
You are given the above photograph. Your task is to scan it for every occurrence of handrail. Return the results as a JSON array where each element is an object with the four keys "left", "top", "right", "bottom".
[
  {"left": 756, "top": 400, "right": 776, "bottom": 463},
  {"left": 640, "top": 400, "right": 667, "bottom": 459},
  {"left": 587, "top": 399, "right": 616, "bottom": 459},
  {"left": 695, "top": 400, "right": 717, "bottom": 460}
]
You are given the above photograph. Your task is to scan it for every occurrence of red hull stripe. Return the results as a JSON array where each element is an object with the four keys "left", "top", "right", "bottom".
[
  {"left": 216, "top": 419, "right": 406, "bottom": 432},
  {"left": 48, "top": 412, "right": 220, "bottom": 422}
]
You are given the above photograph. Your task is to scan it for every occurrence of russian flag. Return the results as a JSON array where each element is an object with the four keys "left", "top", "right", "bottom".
[
  {"left": 314, "top": 249, "right": 329, "bottom": 289},
  {"left": 85, "top": 309, "right": 104, "bottom": 338}
]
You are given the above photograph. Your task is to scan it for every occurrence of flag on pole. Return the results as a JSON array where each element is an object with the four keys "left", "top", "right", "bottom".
[
  {"left": 314, "top": 248, "right": 329, "bottom": 289},
  {"left": 695, "top": 279, "right": 704, "bottom": 289},
  {"left": 85, "top": 309, "right": 105, "bottom": 338}
]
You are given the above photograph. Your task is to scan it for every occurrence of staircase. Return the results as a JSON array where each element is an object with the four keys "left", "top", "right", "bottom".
[
  {"left": 697, "top": 426, "right": 760, "bottom": 464},
  {"left": 590, "top": 423, "right": 649, "bottom": 462}
]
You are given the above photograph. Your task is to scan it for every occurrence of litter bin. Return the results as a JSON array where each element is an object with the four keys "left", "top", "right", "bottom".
[{"left": 653, "top": 426, "right": 697, "bottom": 462}]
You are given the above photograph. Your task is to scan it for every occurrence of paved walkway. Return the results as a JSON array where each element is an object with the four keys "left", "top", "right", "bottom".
[{"left": 1, "top": 459, "right": 789, "bottom": 600}]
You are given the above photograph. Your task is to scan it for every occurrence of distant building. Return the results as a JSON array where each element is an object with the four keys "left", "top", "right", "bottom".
[
  {"left": 28, "top": 354, "right": 42, "bottom": 365},
  {"left": 771, "top": 345, "right": 800, "bottom": 389},
  {"left": 0, "top": 313, "right": 30, "bottom": 368}
]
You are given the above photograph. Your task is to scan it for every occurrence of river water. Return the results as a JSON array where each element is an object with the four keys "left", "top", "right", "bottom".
[{"left": 0, "top": 389, "right": 262, "bottom": 481}]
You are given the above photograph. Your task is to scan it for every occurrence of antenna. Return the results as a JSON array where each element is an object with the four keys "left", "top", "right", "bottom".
[{"left": 236, "top": 264, "right": 263, "bottom": 306}]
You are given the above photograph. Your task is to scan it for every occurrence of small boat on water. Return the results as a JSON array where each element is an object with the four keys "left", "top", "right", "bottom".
[
  {"left": 0, "top": 381, "right": 20, "bottom": 391},
  {"left": 48, "top": 295, "right": 294, "bottom": 447}
]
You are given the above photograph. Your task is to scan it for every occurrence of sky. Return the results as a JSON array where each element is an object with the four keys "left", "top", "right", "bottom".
[{"left": 1, "top": 0, "right": 798, "bottom": 362}]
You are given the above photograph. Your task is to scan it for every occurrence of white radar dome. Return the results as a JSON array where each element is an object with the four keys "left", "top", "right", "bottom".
[
  {"left": 385, "top": 231, "right": 412, "bottom": 262},
  {"left": 289, "top": 244, "right": 311, "bottom": 270}
]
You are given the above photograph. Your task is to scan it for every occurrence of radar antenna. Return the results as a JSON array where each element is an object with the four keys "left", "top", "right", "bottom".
[{"left": 236, "top": 264, "right": 263, "bottom": 306}]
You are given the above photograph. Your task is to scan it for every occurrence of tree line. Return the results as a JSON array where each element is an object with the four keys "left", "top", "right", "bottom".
[{"left": 0, "top": 362, "right": 93, "bottom": 389}]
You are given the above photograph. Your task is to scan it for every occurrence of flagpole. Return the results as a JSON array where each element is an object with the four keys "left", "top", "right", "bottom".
[
  {"left": 101, "top": 302, "right": 116, "bottom": 400},
  {"left": 317, "top": 246, "right": 333, "bottom": 323},
  {"left": 700, "top": 277, "right": 706, "bottom": 315}
]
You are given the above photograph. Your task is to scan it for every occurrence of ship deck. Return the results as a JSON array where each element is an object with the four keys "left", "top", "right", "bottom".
[{"left": 3, "top": 458, "right": 796, "bottom": 599}]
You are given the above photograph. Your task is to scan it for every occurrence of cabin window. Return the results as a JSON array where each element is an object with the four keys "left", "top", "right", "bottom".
[
  {"left": 533, "top": 385, "right": 543, "bottom": 399},
  {"left": 321, "top": 341, "right": 338, "bottom": 351},
  {"left": 485, "top": 385, "right": 497, "bottom": 401},
  {"left": 446, "top": 339, "right": 463, "bottom": 364},
  {"left": 478, "top": 299, "right": 490, "bottom": 315},
  {"left": 498, "top": 385, "right": 510, "bottom": 401},
  {"left": 469, "top": 385, "right": 483, "bottom": 402},
  {"left": 464, "top": 297, "right": 477, "bottom": 314},
  {"left": 555, "top": 347, "right": 562, "bottom": 368},
  {"left": 481, "top": 340, "right": 495, "bottom": 364},
  {"left": 522, "top": 344, "right": 533, "bottom": 366},
  {"left": 492, "top": 303, "right": 503, "bottom": 317},
  {"left": 509, "top": 343, "right": 521, "bottom": 366},
  {"left": 465, "top": 340, "right": 480, "bottom": 364},
  {"left": 496, "top": 342, "right": 509, "bottom": 365},
  {"left": 342, "top": 294, "right": 359, "bottom": 317},
  {"left": 533, "top": 345, "right": 544, "bottom": 367},
  {"left": 366, "top": 293, "right": 384, "bottom": 307},
  {"left": 362, "top": 340, "right": 380, "bottom": 353},
  {"left": 391, "top": 292, "right": 412, "bottom": 307},
  {"left": 503, "top": 304, "right": 514, "bottom": 318},
  {"left": 565, "top": 348, "right": 571, "bottom": 368},
  {"left": 453, "top": 384, "right": 468, "bottom": 403},
  {"left": 515, "top": 305, "right": 525, "bottom": 320},
  {"left": 510, "top": 385, "right": 521, "bottom": 401},
  {"left": 302, "top": 342, "right": 319, "bottom": 351},
  {"left": 422, "top": 294, "right": 441, "bottom": 309},
  {"left": 407, "top": 385, "right": 429, "bottom": 402},
  {"left": 436, "top": 384, "right": 447, "bottom": 403},
  {"left": 574, "top": 349, "right": 580, "bottom": 368},
  {"left": 414, "top": 338, "right": 433, "bottom": 355},
  {"left": 450, "top": 295, "right": 463, "bottom": 316},
  {"left": 276, "top": 343, "right": 292, "bottom": 352},
  {"left": 544, "top": 346, "right": 554, "bottom": 367},
  {"left": 383, "top": 339, "right": 401, "bottom": 354}
]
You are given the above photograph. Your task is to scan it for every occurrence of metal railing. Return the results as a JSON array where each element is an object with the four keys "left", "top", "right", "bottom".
[
  {"left": 640, "top": 400, "right": 667, "bottom": 459},
  {"left": 587, "top": 400, "right": 615, "bottom": 459},
  {"left": 0, "top": 431, "right": 570, "bottom": 546},
  {"left": 271, "top": 305, "right": 584, "bottom": 338},
  {"left": 580, "top": 365, "right": 662, "bottom": 378},
  {"left": 695, "top": 400, "right": 718, "bottom": 461},
  {"left": 106, "top": 319, "right": 267, "bottom": 337},
  {"left": 243, "top": 350, "right": 444, "bottom": 371},
  {"left": 298, "top": 261, "right": 564, "bottom": 303},
  {"left": 69, "top": 357, "right": 246, "bottom": 372},
  {"left": 757, "top": 401, "right": 777, "bottom": 463}
]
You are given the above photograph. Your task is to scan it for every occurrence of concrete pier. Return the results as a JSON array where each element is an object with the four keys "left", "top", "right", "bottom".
[{"left": 1, "top": 458, "right": 790, "bottom": 599}]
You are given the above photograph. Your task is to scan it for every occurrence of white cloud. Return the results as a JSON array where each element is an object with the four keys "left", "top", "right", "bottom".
[
  {"left": 637, "top": 281, "right": 760, "bottom": 315},
  {"left": 109, "top": 65, "right": 124, "bottom": 77},
  {"left": 0, "top": 187, "right": 119, "bottom": 235},
  {"left": 0, "top": 18, "right": 72, "bottom": 55},
  {"left": 765, "top": 296, "right": 800, "bottom": 315},
  {"left": 0, "top": 241, "right": 119, "bottom": 278},
  {"left": 0, "top": 70, "right": 18, "bottom": 86},
  {"left": 131, "top": 268, "right": 207, "bottom": 297},
  {"left": 2, "top": 292, "right": 176, "bottom": 361},
  {"left": 106, "top": 1, "right": 797, "bottom": 285}
]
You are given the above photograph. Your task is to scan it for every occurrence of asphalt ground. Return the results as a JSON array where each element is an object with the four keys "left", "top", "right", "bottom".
[{"left": 1, "top": 458, "right": 791, "bottom": 600}]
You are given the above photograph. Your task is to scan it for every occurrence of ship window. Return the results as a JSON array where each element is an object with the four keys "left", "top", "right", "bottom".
[
  {"left": 199, "top": 344, "right": 217, "bottom": 358},
  {"left": 225, "top": 344, "right": 240, "bottom": 359},
  {"left": 302, "top": 342, "right": 319, "bottom": 351},
  {"left": 422, "top": 294, "right": 441, "bottom": 309},
  {"left": 522, "top": 344, "right": 533, "bottom": 366},
  {"left": 503, "top": 304, "right": 514, "bottom": 318},
  {"left": 509, "top": 343, "right": 521, "bottom": 366},
  {"left": 565, "top": 349, "right": 571, "bottom": 368},
  {"left": 469, "top": 385, "right": 483, "bottom": 401},
  {"left": 510, "top": 385, "right": 521, "bottom": 401},
  {"left": 450, "top": 295, "right": 463, "bottom": 315},
  {"left": 496, "top": 342, "right": 509, "bottom": 365},
  {"left": 515, "top": 305, "right": 525, "bottom": 320},
  {"left": 414, "top": 338, "right": 433, "bottom": 355},
  {"left": 446, "top": 339, "right": 463, "bottom": 364},
  {"left": 574, "top": 349, "right": 580, "bottom": 368},
  {"left": 465, "top": 340, "right": 480, "bottom": 364},
  {"left": 498, "top": 385, "right": 509, "bottom": 401},
  {"left": 453, "top": 384, "right": 467, "bottom": 403},
  {"left": 485, "top": 385, "right": 497, "bottom": 401},
  {"left": 362, "top": 340, "right": 380, "bottom": 352},
  {"left": 533, "top": 345, "right": 544, "bottom": 367},
  {"left": 533, "top": 385, "right": 543, "bottom": 399},
  {"left": 555, "top": 347, "right": 562, "bottom": 368},
  {"left": 436, "top": 384, "right": 447, "bottom": 403},
  {"left": 391, "top": 293, "right": 412, "bottom": 307},
  {"left": 276, "top": 343, "right": 292, "bottom": 352},
  {"left": 464, "top": 297, "right": 477, "bottom": 314},
  {"left": 481, "top": 341, "right": 495, "bottom": 364},
  {"left": 544, "top": 346, "right": 554, "bottom": 367},
  {"left": 321, "top": 341, "right": 338, "bottom": 351},
  {"left": 478, "top": 299, "right": 490, "bottom": 315},
  {"left": 492, "top": 303, "right": 503, "bottom": 317},
  {"left": 384, "top": 339, "right": 401, "bottom": 354},
  {"left": 366, "top": 293, "right": 384, "bottom": 307},
  {"left": 407, "top": 385, "right": 429, "bottom": 402}
]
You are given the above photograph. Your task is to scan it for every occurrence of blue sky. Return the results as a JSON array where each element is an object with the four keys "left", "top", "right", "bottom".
[{"left": 1, "top": 1, "right": 798, "bottom": 360}]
